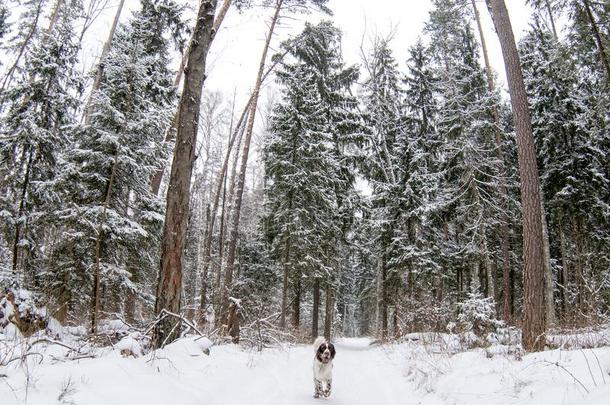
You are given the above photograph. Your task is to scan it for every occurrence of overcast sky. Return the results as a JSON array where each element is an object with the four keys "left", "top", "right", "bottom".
[
  {"left": 83, "top": 0, "right": 534, "bottom": 102},
  {"left": 203, "top": 0, "right": 533, "bottom": 102}
]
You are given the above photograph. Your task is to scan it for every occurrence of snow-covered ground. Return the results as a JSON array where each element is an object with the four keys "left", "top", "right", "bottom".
[{"left": 1, "top": 333, "right": 610, "bottom": 405}]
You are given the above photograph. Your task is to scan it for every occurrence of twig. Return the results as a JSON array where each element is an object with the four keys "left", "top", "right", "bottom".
[
  {"left": 588, "top": 349, "right": 607, "bottom": 384},
  {"left": 27, "top": 338, "right": 79, "bottom": 353},
  {"left": 580, "top": 349, "right": 597, "bottom": 387},
  {"left": 544, "top": 360, "right": 590, "bottom": 394}
]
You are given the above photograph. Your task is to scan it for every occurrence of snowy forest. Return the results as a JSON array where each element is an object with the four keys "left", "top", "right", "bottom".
[{"left": 1, "top": 1, "right": 610, "bottom": 400}]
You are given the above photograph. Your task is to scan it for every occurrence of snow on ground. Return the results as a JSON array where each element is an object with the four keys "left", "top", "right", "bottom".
[{"left": 1, "top": 332, "right": 610, "bottom": 405}]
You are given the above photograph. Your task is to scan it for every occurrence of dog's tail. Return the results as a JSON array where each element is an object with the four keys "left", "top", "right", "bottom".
[{"left": 313, "top": 336, "right": 326, "bottom": 351}]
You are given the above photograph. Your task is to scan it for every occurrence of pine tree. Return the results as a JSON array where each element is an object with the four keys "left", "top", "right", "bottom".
[{"left": 487, "top": 0, "right": 548, "bottom": 352}]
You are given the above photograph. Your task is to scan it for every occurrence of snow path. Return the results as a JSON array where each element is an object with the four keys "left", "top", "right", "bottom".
[{"left": 200, "top": 337, "right": 417, "bottom": 405}]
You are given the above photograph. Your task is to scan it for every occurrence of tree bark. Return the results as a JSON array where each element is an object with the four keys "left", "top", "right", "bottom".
[
  {"left": 541, "top": 195, "right": 556, "bottom": 326},
  {"left": 487, "top": 0, "right": 547, "bottom": 352},
  {"left": 150, "top": 0, "right": 234, "bottom": 196},
  {"left": 279, "top": 236, "right": 291, "bottom": 329},
  {"left": 220, "top": 0, "right": 283, "bottom": 324},
  {"left": 312, "top": 277, "right": 320, "bottom": 339},
  {"left": 91, "top": 157, "right": 118, "bottom": 333},
  {"left": 83, "top": 0, "right": 125, "bottom": 124},
  {"left": 559, "top": 222, "right": 569, "bottom": 318},
  {"left": 292, "top": 274, "right": 301, "bottom": 329},
  {"left": 324, "top": 284, "right": 332, "bottom": 341},
  {"left": 153, "top": 0, "right": 219, "bottom": 349}
]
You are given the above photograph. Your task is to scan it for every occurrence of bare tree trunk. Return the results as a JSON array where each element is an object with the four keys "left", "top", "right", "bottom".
[
  {"left": 324, "top": 284, "right": 332, "bottom": 341},
  {"left": 280, "top": 237, "right": 291, "bottom": 329},
  {"left": 220, "top": 0, "right": 283, "bottom": 323},
  {"left": 12, "top": 147, "right": 34, "bottom": 278},
  {"left": 559, "top": 222, "right": 569, "bottom": 318},
  {"left": 153, "top": 0, "right": 219, "bottom": 349},
  {"left": 150, "top": 0, "right": 234, "bottom": 195},
  {"left": 292, "top": 275, "right": 301, "bottom": 329},
  {"left": 312, "top": 278, "right": 320, "bottom": 339},
  {"left": 487, "top": 0, "right": 547, "bottom": 352},
  {"left": 582, "top": 0, "right": 610, "bottom": 87},
  {"left": 91, "top": 158, "right": 118, "bottom": 333},
  {"left": 541, "top": 195, "right": 556, "bottom": 326},
  {"left": 198, "top": 101, "right": 250, "bottom": 314},
  {"left": 471, "top": 0, "right": 512, "bottom": 322},
  {"left": 545, "top": 0, "right": 559, "bottom": 40},
  {"left": 82, "top": 0, "right": 125, "bottom": 124}
]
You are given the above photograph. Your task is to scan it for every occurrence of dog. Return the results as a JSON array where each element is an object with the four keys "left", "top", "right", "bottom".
[{"left": 312, "top": 336, "right": 336, "bottom": 398}]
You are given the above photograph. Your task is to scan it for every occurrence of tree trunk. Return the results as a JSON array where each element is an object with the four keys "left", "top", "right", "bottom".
[
  {"left": 153, "top": 0, "right": 219, "bottom": 349},
  {"left": 91, "top": 157, "right": 118, "bottom": 333},
  {"left": 559, "top": 223, "right": 569, "bottom": 318},
  {"left": 312, "top": 277, "right": 320, "bottom": 339},
  {"left": 292, "top": 274, "right": 301, "bottom": 329},
  {"left": 279, "top": 236, "right": 291, "bottom": 329},
  {"left": 324, "top": 284, "right": 332, "bottom": 341},
  {"left": 582, "top": 0, "right": 610, "bottom": 88},
  {"left": 487, "top": 0, "right": 547, "bottom": 352},
  {"left": 471, "top": 0, "right": 512, "bottom": 321},
  {"left": 545, "top": 0, "right": 559, "bottom": 40},
  {"left": 12, "top": 147, "right": 34, "bottom": 279},
  {"left": 541, "top": 195, "right": 556, "bottom": 327},
  {"left": 199, "top": 102, "right": 250, "bottom": 314},
  {"left": 150, "top": 0, "right": 234, "bottom": 195},
  {"left": 83, "top": 0, "right": 125, "bottom": 124},
  {"left": 221, "top": 0, "right": 283, "bottom": 324}
]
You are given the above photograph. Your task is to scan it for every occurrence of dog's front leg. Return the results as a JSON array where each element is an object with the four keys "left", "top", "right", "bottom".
[
  {"left": 323, "top": 379, "right": 332, "bottom": 398},
  {"left": 314, "top": 379, "right": 323, "bottom": 398}
]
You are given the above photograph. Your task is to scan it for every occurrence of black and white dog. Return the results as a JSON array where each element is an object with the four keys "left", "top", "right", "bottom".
[{"left": 313, "top": 336, "right": 336, "bottom": 398}]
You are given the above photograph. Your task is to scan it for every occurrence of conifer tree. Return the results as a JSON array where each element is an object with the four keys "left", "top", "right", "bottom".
[
  {"left": 0, "top": 1, "right": 82, "bottom": 285},
  {"left": 52, "top": 0, "right": 185, "bottom": 331},
  {"left": 264, "top": 21, "right": 359, "bottom": 334}
]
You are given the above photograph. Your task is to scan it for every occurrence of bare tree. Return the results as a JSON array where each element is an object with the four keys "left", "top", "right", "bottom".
[
  {"left": 153, "top": 0, "right": 220, "bottom": 348},
  {"left": 220, "top": 0, "right": 284, "bottom": 327},
  {"left": 486, "top": 0, "right": 547, "bottom": 352},
  {"left": 82, "top": 0, "right": 125, "bottom": 124},
  {"left": 582, "top": 0, "right": 610, "bottom": 88},
  {"left": 150, "top": 0, "right": 235, "bottom": 196}
]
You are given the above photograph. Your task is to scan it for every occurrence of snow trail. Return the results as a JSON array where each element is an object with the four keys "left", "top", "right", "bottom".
[{"left": 199, "top": 337, "right": 417, "bottom": 405}]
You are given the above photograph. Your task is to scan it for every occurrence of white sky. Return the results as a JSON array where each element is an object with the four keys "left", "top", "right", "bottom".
[
  {"left": 81, "top": 0, "right": 534, "bottom": 106},
  {"left": 204, "top": 0, "right": 534, "bottom": 103}
]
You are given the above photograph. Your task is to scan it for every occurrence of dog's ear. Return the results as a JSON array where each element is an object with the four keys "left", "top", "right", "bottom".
[{"left": 329, "top": 343, "right": 336, "bottom": 359}]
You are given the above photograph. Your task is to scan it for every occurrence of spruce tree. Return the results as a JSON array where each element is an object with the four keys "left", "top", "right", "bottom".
[
  {"left": 264, "top": 21, "right": 359, "bottom": 334},
  {"left": 0, "top": 1, "right": 82, "bottom": 285},
  {"left": 51, "top": 0, "right": 185, "bottom": 330}
]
